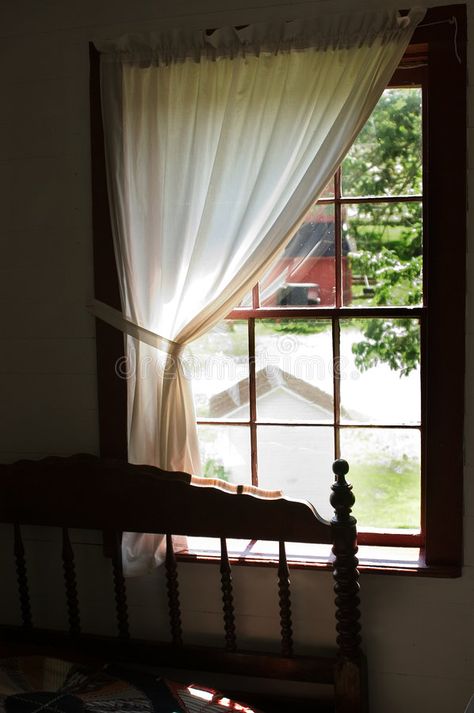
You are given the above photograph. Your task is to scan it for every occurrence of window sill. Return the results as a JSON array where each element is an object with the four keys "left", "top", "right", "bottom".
[{"left": 176, "top": 537, "right": 461, "bottom": 578}]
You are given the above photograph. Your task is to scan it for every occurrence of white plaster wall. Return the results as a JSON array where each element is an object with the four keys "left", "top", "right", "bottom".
[{"left": 0, "top": 1, "right": 473, "bottom": 711}]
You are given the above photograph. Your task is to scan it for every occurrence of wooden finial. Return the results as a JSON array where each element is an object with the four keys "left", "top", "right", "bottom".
[
  {"left": 333, "top": 458, "right": 349, "bottom": 481},
  {"left": 330, "top": 459, "right": 355, "bottom": 523}
]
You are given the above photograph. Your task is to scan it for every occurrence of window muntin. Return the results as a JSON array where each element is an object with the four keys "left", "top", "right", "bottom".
[{"left": 191, "top": 83, "right": 425, "bottom": 536}]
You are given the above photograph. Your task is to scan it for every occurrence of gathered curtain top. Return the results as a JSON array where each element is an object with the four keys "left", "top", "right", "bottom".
[{"left": 96, "top": 7, "right": 425, "bottom": 65}]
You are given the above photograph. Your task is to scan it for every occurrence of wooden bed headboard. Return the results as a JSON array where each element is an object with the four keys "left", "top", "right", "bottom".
[{"left": 0, "top": 454, "right": 367, "bottom": 713}]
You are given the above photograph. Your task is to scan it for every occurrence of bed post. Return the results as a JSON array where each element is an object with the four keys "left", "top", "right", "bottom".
[{"left": 330, "top": 459, "right": 368, "bottom": 713}]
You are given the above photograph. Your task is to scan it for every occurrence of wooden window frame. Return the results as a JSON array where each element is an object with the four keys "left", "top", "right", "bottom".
[
  {"left": 90, "top": 4, "right": 467, "bottom": 573},
  {"left": 200, "top": 106, "right": 424, "bottom": 550}
]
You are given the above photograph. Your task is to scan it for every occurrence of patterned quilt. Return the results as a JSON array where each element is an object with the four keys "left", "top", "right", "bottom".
[{"left": 0, "top": 657, "right": 263, "bottom": 713}]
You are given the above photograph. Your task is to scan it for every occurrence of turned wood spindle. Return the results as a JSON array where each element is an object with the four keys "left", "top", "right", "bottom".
[
  {"left": 62, "top": 527, "right": 81, "bottom": 636},
  {"left": 111, "top": 530, "right": 130, "bottom": 640},
  {"left": 13, "top": 523, "right": 32, "bottom": 629},
  {"left": 330, "top": 459, "right": 362, "bottom": 661},
  {"left": 220, "top": 537, "right": 237, "bottom": 652},
  {"left": 278, "top": 540, "right": 293, "bottom": 657},
  {"left": 165, "top": 533, "right": 183, "bottom": 646}
]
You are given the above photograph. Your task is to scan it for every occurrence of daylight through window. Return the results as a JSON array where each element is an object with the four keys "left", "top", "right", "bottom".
[{"left": 188, "top": 85, "right": 424, "bottom": 534}]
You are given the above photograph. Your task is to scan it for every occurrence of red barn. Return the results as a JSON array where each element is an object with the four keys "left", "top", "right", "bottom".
[{"left": 261, "top": 204, "right": 352, "bottom": 306}]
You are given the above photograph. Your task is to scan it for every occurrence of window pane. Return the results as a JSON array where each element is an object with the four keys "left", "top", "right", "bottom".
[
  {"left": 341, "top": 87, "right": 422, "bottom": 198},
  {"left": 319, "top": 177, "right": 335, "bottom": 198},
  {"left": 237, "top": 290, "right": 252, "bottom": 307},
  {"left": 257, "top": 425, "right": 334, "bottom": 520},
  {"left": 340, "top": 319, "right": 421, "bottom": 425},
  {"left": 343, "top": 202, "right": 422, "bottom": 307},
  {"left": 255, "top": 319, "right": 334, "bottom": 422},
  {"left": 259, "top": 204, "right": 336, "bottom": 307},
  {"left": 187, "top": 321, "right": 249, "bottom": 419},
  {"left": 340, "top": 428, "right": 421, "bottom": 530},
  {"left": 197, "top": 424, "right": 251, "bottom": 484}
]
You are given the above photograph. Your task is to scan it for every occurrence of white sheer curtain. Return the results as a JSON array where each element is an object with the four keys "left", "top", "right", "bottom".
[{"left": 96, "top": 8, "right": 424, "bottom": 575}]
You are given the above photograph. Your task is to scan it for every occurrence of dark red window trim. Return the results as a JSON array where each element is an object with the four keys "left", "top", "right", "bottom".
[
  {"left": 416, "top": 4, "right": 466, "bottom": 568},
  {"left": 89, "top": 4, "right": 467, "bottom": 572}
]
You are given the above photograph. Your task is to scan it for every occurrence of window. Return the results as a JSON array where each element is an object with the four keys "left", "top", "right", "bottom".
[
  {"left": 190, "top": 83, "right": 424, "bottom": 540},
  {"left": 91, "top": 5, "right": 467, "bottom": 572}
]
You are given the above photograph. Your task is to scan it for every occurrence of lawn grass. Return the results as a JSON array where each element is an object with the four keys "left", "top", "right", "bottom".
[{"left": 348, "top": 458, "right": 420, "bottom": 529}]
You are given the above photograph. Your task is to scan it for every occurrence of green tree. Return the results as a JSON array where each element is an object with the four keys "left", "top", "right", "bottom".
[
  {"left": 343, "top": 88, "right": 422, "bottom": 198},
  {"left": 203, "top": 457, "right": 231, "bottom": 482},
  {"left": 342, "top": 88, "right": 423, "bottom": 375}
]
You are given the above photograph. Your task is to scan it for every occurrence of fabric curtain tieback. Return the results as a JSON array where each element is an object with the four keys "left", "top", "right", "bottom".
[{"left": 88, "top": 299, "right": 184, "bottom": 357}]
